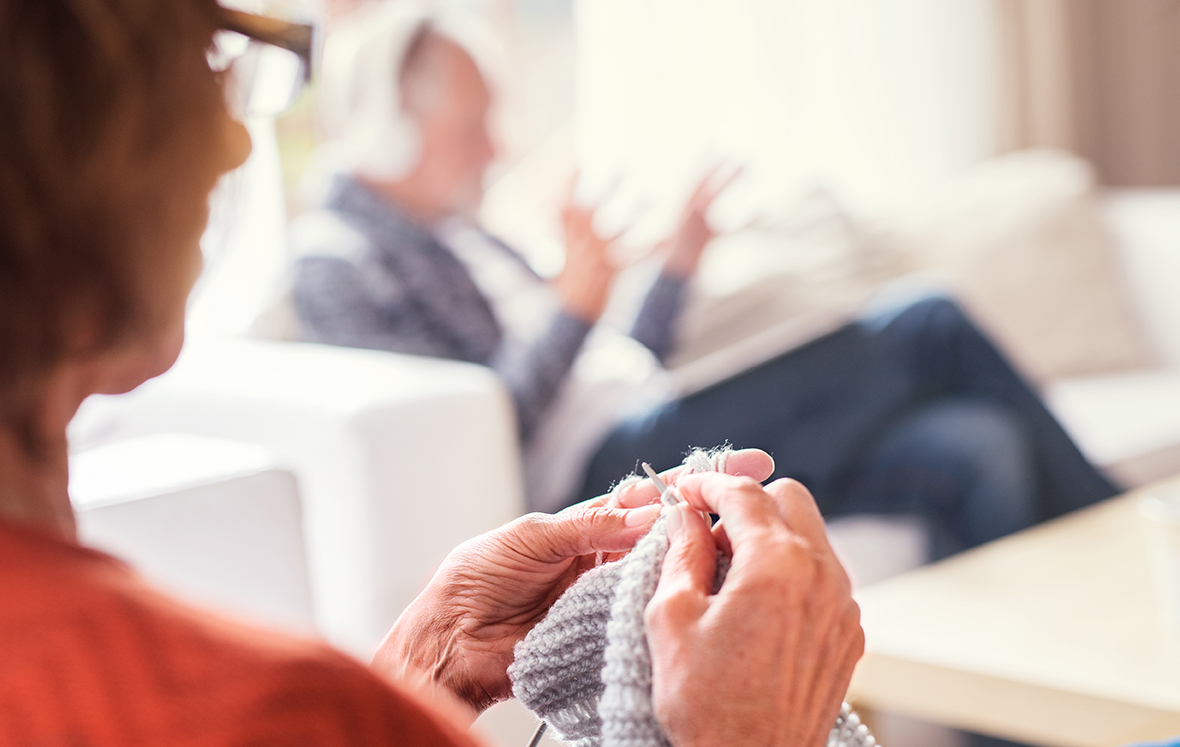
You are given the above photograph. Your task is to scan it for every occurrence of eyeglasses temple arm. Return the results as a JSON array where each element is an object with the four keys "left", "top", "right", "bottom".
[{"left": 218, "top": 7, "right": 314, "bottom": 62}]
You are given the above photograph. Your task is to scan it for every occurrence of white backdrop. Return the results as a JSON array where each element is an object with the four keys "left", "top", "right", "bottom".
[{"left": 574, "top": 0, "right": 999, "bottom": 234}]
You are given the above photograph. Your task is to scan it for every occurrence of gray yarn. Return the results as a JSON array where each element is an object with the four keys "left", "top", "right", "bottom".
[
  {"left": 509, "top": 561, "right": 621, "bottom": 746},
  {"left": 599, "top": 517, "right": 671, "bottom": 747},
  {"left": 509, "top": 447, "right": 878, "bottom": 747}
]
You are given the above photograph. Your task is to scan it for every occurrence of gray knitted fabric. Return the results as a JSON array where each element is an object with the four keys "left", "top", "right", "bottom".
[
  {"left": 508, "top": 448, "right": 878, "bottom": 747},
  {"left": 507, "top": 560, "right": 620, "bottom": 746}
]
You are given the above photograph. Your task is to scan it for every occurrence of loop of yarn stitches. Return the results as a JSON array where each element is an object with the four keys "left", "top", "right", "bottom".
[
  {"left": 599, "top": 517, "right": 672, "bottom": 747},
  {"left": 509, "top": 447, "right": 878, "bottom": 747},
  {"left": 508, "top": 561, "right": 619, "bottom": 746}
]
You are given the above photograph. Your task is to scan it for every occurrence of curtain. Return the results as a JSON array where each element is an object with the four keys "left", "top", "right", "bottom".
[{"left": 996, "top": 0, "right": 1180, "bottom": 186}]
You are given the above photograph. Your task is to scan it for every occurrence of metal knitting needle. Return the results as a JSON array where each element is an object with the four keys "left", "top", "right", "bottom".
[
  {"left": 526, "top": 721, "right": 547, "bottom": 747},
  {"left": 641, "top": 462, "right": 682, "bottom": 506}
]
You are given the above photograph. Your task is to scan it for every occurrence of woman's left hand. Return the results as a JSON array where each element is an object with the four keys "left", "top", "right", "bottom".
[{"left": 371, "top": 449, "right": 775, "bottom": 719}]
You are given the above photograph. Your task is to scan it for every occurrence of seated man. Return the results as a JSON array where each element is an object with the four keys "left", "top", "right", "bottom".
[{"left": 291, "top": 1, "right": 1119, "bottom": 559}]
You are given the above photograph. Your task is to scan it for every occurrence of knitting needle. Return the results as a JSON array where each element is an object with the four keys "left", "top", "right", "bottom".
[
  {"left": 526, "top": 721, "right": 547, "bottom": 747},
  {"left": 641, "top": 462, "right": 682, "bottom": 506}
]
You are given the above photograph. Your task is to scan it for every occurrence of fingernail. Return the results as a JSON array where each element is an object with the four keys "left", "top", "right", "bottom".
[
  {"left": 665, "top": 504, "right": 684, "bottom": 538},
  {"left": 624, "top": 503, "right": 662, "bottom": 527}
]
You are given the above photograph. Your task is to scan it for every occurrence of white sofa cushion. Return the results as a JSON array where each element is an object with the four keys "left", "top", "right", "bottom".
[
  {"left": 1047, "top": 370, "right": 1180, "bottom": 487},
  {"left": 888, "top": 150, "right": 1157, "bottom": 383},
  {"left": 1102, "top": 189, "right": 1180, "bottom": 368}
]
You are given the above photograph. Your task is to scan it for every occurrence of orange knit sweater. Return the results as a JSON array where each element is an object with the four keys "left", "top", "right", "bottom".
[{"left": 0, "top": 518, "right": 483, "bottom": 746}]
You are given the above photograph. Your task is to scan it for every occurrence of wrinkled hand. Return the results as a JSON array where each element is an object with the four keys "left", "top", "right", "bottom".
[
  {"left": 554, "top": 203, "right": 620, "bottom": 323},
  {"left": 646, "top": 474, "right": 864, "bottom": 747},
  {"left": 371, "top": 450, "right": 775, "bottom": 719}
]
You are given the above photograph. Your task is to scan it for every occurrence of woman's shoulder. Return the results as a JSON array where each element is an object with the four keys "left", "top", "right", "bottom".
[{"left": 0, "top": 520, "right": 480, "bottom": 746}]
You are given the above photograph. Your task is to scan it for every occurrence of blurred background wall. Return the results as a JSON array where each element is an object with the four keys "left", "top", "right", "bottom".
[
  {"left": 572, "top": 0, "right": 1180, "bottom": 235},
  {"left": 574, "top": 0, "right": 997, "bottom": 227}
]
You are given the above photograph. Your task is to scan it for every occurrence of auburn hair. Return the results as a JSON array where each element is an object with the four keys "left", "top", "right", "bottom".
[{"left": 0, "top": 0, "right": 226, "bottom": 440}]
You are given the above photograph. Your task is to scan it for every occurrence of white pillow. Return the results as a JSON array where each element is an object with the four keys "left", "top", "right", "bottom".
[
  {"left": 885, "top": 149, "right": 1157, "bottom": 383},
  {"left": 667, "top": 188, "right": 913, "bottom": 381}
]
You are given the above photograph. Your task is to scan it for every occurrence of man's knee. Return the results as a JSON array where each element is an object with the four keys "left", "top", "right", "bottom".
[
  {"left": 914, "top": 400, "right": 1028, "bottom": 472},
  {"left": 897, "top": 294, "right": 972, "bottom": 335},
  {"left": 903, "top": 400, "right": 1037, "bottom": 548},
  {"left": 861, "top": 293, "right": 974, "bottom": 344}
]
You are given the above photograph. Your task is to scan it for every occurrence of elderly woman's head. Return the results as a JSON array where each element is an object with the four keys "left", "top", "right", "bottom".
[{"left": 0, "top": 0, "right": 250, "bottom": 454}]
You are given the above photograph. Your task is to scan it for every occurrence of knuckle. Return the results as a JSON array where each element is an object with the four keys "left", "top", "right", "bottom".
[
  {"left": 814, "top": 577, "right": 848, "bottom": 611},
  {"left": 849, "top": 620, "right": 866, "bottom": 658},
  {"left": 838, "top": 600, "right": 866, "bottom": 655},
  {"left": 740, "top": 523, "right": 780, "bottom": 548},
  {"left": 814, "top": 556, "right": 853, "bottom": 598},
  {"left": 711, "top": 475, "right": 767, "bottom": 504},
  {"left": 512, "top": 511, "right": 554, "bottom": 532},
  {"left": 506, "top": 511, "right": 576, "bottom": 550},
  {"left": 729, "top": 475, "right": 763, "bottom": 492},
  {"left": 845, "top": 599, "right": 863, "bottom": 631},
  {"left": 770, "top": 532, "right": 816, "bottom": 568},
  {"left": 724, "top": 476, "right": 770, "bottom": 501},
  {"left": 766, "top": 477, "right": 809, "bottom": 497},
  {"left": 574, "top": 505, "right": 614, "bottom": 523},
  {"left": 766, "top": 478, "right": 818, "bottom": 508}
]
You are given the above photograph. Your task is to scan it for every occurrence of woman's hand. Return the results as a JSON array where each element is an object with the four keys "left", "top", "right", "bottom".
[
  {"left": 646, "top": 474, "right": 864, "bottom": 747},
  {"left": 371, "top": 450, "right": 775, "bottom": 720}
]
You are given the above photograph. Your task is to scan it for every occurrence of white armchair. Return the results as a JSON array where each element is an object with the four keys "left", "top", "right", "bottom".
[{"left": 70, "top": 338, "right": 525, "bottom": 658}]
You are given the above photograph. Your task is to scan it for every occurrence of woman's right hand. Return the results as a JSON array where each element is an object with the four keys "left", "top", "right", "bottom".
[
  {"left": 646, "top": 473, "right": 864, "bottom": 747},
  {"left": 554, "top": 204, "right": 619, "bottom": 323}
]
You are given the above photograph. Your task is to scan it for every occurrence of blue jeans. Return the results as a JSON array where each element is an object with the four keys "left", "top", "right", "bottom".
[{"left": 576, "top": 296, "right": 1120, "bottom": 559}]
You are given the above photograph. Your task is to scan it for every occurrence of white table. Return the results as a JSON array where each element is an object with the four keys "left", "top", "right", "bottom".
[{"left": 849, "top": 481, "right": 1180, "bottom": 747}]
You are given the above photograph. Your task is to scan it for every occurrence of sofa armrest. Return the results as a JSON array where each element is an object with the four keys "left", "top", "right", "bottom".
[
  {"left": 71, "top": 434, "right": 316, "bottom": 635},
  {"left": 1101, "top": 189, "right": 1180, "bottom": 367},
  {"left": 1046, "top": 368, "right": 1180, "bottom": 488},
  {"left": 70, "top": 338, "right": 525, "bottom": 657}
]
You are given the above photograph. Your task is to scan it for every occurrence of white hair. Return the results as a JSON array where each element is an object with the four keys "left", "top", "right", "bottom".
[{"left": 318, "top": 1, "right": 498, "bottom": 182}]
